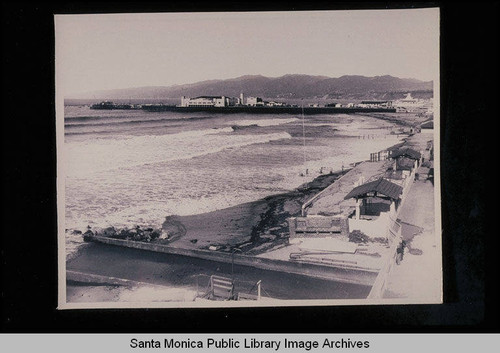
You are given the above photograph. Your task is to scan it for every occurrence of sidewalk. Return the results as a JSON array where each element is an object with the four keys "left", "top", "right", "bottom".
[{"left": 382, "top": 170, "right": 442, "bottom": 302}]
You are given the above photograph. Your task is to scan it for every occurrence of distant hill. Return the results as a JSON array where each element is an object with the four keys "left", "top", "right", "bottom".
[{"left": 68, "top": 74, "right": 433, "bottom": 101}]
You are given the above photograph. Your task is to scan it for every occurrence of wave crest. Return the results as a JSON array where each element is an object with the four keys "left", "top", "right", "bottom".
[{"left": 65, "top": 128, "right": 291, "bottom": 177}]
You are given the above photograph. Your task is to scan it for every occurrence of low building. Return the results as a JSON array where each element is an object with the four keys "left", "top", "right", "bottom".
[
  {"left": 246, "top": 96, "right": 264, "bottom": 106},
  {"left": 266, "top": 101, "right": 284, "bottom": 107},
  {"left": 389, "top": 147, "right": 422, "bottom": 162},
  {"left": 394, "top": 92, "right": 433, "bottom": 114},
  {"left": 358, "top": 100, "right": 393, "bottom": 108},
  {"left": 386, "top": 147, "right": 421, "bottom": 180},
  {"left": 344, "top": 178, "right": 403, "bottom": 240},
  {"left": 180, "top": 96, "right": 234, "bottom": 107},
  {"left": 287, "top": 215, "right": 349, "bottom": 239},
  {"left": 370, "top": 150, "right": 390, "bottom": 162}
]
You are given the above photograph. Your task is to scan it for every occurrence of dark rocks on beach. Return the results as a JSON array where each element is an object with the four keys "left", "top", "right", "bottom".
[
  {"left": 246, "top": 171, "right": 347, "bottom": 245},
  {"left": 92, "top": 225, "right": 162, "bottom": 242},
  {"left": 102, "top": 226, "right": 117, "bottom": 238},
  {"left": 372, "top": 237, "right": 389, "bottom": 245},
  {"left": 82, "top": 229, "right": 94, "bottom": 242},
  {"left": 162, "top": 215, "right": 187, "bottom": 240},
  {"left": 348, "top": 230, "right": 370, "bottom": 244}
]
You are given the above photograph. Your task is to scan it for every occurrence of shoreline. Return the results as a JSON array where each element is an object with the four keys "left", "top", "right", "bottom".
[
  {"left": 98, "top": 104, "right": 398, "bottom": 115},
  {"left": 65, "top": 112, "right": 431, "bottom": 302},
  {"left": 160, "top": 170, "right": 350, "bottom": 254}
]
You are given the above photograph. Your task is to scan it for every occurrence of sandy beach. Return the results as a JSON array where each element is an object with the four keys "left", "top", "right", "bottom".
[
  {"left": 65, "top": 111, "right": 434, "bottom": 303},
  {"left": 162, "top": 171, "right": 347, "bottom": 253}
]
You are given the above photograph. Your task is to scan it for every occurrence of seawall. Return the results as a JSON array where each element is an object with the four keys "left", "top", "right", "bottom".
[{"left": 85, "top": 235, "right": 378, "bottom": 287}]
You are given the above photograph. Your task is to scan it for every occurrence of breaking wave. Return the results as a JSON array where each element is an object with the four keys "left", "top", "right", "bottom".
[{"left": 64, "top": 127, "right": 292, "bottom": 177}]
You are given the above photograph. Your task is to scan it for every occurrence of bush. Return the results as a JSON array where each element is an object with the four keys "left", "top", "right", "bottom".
[
  {"left": 372, "top": 237, "right": 388, "bottom": 244},
  {"left": 349, "top": 230, "right": 370, "bottom": 243}
]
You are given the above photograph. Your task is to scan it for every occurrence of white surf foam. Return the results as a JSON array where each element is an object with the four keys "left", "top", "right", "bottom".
[{"left": 64, "top": 128, "right": 291, "bottom": 177}]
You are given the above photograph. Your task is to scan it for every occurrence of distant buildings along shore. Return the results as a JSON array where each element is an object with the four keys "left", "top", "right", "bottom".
[
  {"left": 88, "top": 92, "right": 432, "bottom": 116},
  {"left": 180, "top": 93, "right": 285, "bottom": 108}
]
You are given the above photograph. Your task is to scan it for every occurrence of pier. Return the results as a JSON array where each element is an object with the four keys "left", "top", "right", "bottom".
[{"left": 141, "top": 105, "right": 396, "bottom": 114}]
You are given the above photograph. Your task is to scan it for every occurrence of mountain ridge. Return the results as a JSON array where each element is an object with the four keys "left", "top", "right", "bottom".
[{"left": 68, "top": 74, "right": 433, "bottom": 100}]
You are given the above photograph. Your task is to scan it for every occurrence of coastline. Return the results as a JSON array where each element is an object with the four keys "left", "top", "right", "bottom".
[
  {"left": 65, "top": 111, "right": 431, "bottom": 303},
  {"left": 161, "top": 170, "right": 348, "bottom": 254}
]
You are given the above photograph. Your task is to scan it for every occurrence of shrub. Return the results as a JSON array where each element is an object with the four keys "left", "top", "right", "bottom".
[{"left": 349, "top": 230, "right": 370, "bottom": 243}]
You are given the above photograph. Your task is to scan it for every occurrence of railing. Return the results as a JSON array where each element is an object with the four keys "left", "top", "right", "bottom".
[
  {"left": 366, "top": 156, "right": 422, "bottom": 299},
  {"left": 196, "top": 275, "right": 268, "bottom": 301}
]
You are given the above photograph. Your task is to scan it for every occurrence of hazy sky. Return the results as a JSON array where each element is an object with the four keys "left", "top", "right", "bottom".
[{"left": 55, "top": 9, "right": 439, "bottom": 95}]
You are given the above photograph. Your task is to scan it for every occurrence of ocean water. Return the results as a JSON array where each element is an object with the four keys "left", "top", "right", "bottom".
[{"left": 63, "top": 106, "right": 403, "bottom": 256}]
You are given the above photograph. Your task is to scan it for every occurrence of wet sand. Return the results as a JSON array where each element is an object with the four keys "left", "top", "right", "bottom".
[{"left": 162, "top": 171, "right": 348, "bottom": 253}]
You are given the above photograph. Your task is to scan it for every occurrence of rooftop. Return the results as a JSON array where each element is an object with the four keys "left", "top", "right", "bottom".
[
  {"left": 192, "top": 96, "right": 224, "bottom": 99},
  {"left": 396, "top": 157, "right": 416, "bottom": 171},
  {"left": 344, "top": 178, "right": 403, "bottom": 201},
  {"left": 390, "top": 147, "right": 421, "bottom": 160}
]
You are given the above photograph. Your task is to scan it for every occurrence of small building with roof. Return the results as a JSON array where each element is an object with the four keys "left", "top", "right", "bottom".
[
  {"left": 344, "top": 178, "right": 403, "bottom": 240},
  {"left": 389, "top": 147, "right": 422, "bottom": 161},
  {"left": 388, "top": 147, "right": 422, "bottom": 177}
]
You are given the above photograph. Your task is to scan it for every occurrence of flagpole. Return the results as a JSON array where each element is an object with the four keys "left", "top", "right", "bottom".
[{"left": 302, "top": 103, "right": 306, "bottom": 174}]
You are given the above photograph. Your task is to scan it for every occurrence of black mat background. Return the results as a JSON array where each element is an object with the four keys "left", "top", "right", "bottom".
[{"left": 1, "top": 1, "right": 497, "bottom": 333}]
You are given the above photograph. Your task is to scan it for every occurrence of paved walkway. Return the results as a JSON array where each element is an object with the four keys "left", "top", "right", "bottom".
[{"left": 382, "top": 168, "right": 442, "bottom": 302}]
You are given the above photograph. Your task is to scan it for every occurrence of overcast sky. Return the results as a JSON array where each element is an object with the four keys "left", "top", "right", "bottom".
[{"left": 55, "top": 8, "right": 439, "bottom": 95}]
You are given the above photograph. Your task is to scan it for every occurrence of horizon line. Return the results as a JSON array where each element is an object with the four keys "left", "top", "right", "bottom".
[{"left": 66, "top": 73, "right": 434, "bottom": 97}]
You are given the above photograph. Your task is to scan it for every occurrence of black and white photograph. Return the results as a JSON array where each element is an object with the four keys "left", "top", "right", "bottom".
[{"left": 55, "top": 8, "right": 441, "bottom": 309}]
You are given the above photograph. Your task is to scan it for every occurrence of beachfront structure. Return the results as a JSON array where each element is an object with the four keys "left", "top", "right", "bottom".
[
  {"left": 385, "top": 147, "right": 422, "bottom": 181},
  {"left": 180, "top": 94, "right": 272, "bottom": 107},
  {"left": 180, "top": 95, "right": 239, "bottom": 107},
  {"left": 394, "top": 92, "right": 433, "bottom": 114},
  {"left": 370, "top": 150, "right": 390, "bottom": 162},
  {"left": 287, "top": 215, "right": 350, "bottom": 239},
  {"left": 246, "top": 96, "right": 264, "bottom": 106},
  {"left": 399, "top": 92, "right": 418, "bottom": 104},
  {"left": 344, "top": 178, "right": 403, "bottom": 239},
  {"left": 389, "top": 148, "right": 422, "bottom": 166},
  {"left": 389, "top": 148, "right": 421, "bottom": 161},
  {"left": 358, "top": 100, "right": 393, "bottom": 108}
]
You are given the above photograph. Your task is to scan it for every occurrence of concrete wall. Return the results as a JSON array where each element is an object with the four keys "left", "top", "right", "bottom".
[
  {"left": 366, "top": 161, "right": 417, "bottom": 299},
  {"left": 87, "top": 235, "right": 377, "bottom": 286},
  {"left": 288, "top": 215, "right": 349, "bottom": 238}
]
